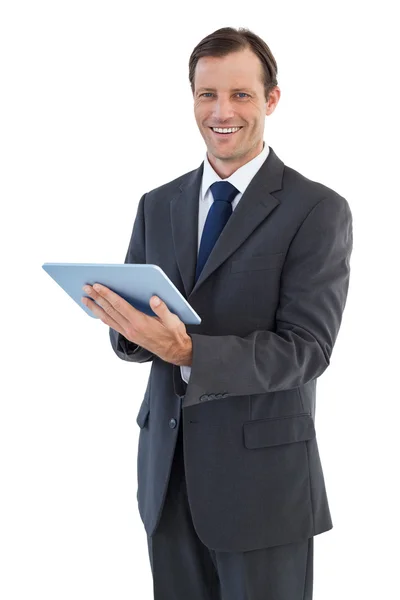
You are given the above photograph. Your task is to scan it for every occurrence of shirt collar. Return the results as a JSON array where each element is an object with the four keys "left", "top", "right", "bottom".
[{"left": 201, "top": 141, "right": 270, "bottom": 201}]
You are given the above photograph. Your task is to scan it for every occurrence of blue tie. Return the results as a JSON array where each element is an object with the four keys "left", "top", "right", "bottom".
[{"left": 195, "top": 181, "right": 239, "bottom": 282}]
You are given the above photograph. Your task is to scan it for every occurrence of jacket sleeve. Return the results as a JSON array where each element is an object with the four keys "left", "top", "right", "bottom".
[
  {"left": 184, "top": 194, "right": 353, "bottom": 406},
  {"left": 109, "top": 192, "right": 155, "bottom": 364}
]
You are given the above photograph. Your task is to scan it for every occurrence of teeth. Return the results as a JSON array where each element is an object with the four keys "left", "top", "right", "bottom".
[{"left": 212, "top": 127, "right": 241, "bottom": 134}]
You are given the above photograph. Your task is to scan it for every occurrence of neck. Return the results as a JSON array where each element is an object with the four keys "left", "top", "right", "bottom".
[{"left": 207, "top": 141, "right": 264, "bottom": 179}]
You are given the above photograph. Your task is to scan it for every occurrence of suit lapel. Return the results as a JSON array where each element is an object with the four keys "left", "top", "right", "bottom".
[{"left": 170, "top": 146, "right": 285, "bottom": 299}]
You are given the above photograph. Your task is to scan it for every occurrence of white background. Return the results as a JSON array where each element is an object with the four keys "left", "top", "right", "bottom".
[{"left": 1, "top": 0, "right": 399, "bottom": 598}]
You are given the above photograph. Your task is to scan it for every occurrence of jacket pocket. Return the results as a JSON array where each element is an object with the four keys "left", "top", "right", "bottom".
[
  {"left": 243, "top": 413, "right": 315, "bottom": 449},
  {"left": 136, "top": 399, "right": 150, "bottom": 428},
  {"left": 231, "top": 252, "right": 285, "bottom": 273}
]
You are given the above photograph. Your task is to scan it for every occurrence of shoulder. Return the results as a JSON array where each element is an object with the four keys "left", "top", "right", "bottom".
[
  {"left": 282, "top": 162, "right": 351, "bottom": 216},
  {"left": 144, "top": 166, "right": 201, "bottom": 199}
]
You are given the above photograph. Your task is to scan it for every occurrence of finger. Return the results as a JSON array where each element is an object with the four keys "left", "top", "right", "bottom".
[
  {"left": 84, "top": 284, "right": 133, "bottom": 330},
  {"left": 82, "top": 296, "right": 126, "bottom": 334}
]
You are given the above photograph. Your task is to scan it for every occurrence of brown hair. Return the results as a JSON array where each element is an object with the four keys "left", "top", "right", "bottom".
[{"left": 188, "top": 27, "right": 278, "bottom": 103}]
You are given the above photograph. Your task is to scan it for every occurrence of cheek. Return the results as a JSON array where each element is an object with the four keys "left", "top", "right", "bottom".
[{"left": 194, "top": 108, "right": 206, "bottom": 125}]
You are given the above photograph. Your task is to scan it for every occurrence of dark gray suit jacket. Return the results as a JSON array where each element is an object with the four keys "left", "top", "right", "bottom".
[{"left": 109, "top": 146, "right": 353, "bottom": 552}]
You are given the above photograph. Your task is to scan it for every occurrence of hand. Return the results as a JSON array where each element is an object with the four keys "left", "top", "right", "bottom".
[{"left": 81, "top": 283, "right": 193, "bottom": 367}]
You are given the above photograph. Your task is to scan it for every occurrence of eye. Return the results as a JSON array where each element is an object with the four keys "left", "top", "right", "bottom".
[{"left": 199, "top": 92, "right": 250, "bottom": 98}]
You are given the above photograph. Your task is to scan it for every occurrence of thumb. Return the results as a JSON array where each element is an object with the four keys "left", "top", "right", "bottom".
[{"left": 151, "top": 295, "right": 163, "bottom": 311}]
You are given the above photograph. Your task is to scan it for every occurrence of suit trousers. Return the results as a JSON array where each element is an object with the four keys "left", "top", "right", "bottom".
[{"left": 146, "top": 411, "right": 314, "bottom": 600}]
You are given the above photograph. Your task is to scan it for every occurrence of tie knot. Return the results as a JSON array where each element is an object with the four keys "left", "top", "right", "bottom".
[{"left": 210, "top": 181, "right": 239, "bottom": 204}]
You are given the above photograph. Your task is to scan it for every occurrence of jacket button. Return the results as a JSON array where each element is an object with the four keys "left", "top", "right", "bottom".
[{"left": 169, "top": 418, "right": 177, "bottom": 429}]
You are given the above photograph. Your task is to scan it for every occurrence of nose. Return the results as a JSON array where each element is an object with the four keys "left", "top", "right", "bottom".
[{"left": 212, "top": 97, "right": 235, "bottom": 121}]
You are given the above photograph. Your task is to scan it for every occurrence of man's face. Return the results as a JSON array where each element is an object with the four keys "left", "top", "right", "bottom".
[{"left": 193, "top": 47, "right": 280, "bottom": 177}]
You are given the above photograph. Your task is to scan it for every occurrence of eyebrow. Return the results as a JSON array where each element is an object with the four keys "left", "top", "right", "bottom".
[{"left": 197, "top": 87, "right": 256, "bottom": 94}]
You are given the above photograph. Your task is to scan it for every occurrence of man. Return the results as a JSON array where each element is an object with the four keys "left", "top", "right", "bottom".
[{"left": 82, "top": 27, "right": 353, "bottom": 600}]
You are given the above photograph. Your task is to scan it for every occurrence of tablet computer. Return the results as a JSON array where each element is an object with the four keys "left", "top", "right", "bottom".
[{"left": 42, "top": 263, "right": 201, "bottom": 325}]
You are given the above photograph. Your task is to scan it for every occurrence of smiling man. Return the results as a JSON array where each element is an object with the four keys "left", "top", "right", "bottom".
[
  {"left": 104, "top": 26, "right": 353, "bottom": 600},
  {"left": 194, "top": 47, "right": 278, "bottom": 178}
]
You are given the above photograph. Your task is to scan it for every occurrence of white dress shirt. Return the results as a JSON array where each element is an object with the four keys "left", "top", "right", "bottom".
[{"left": 180, "top": 141, "right": 270, "bottom": 384}]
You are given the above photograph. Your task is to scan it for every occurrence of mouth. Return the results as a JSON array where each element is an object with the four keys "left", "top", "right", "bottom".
[{"left": 209, "top": 126, "right": 243, "bottom": 137}]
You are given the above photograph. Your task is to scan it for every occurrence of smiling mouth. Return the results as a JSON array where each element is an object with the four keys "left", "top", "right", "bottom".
[{"left": 209, "top": 127, "right": 243, "bottom": 136}]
